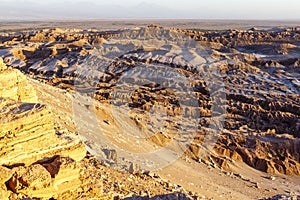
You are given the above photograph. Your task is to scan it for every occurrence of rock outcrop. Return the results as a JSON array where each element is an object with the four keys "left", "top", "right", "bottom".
[
  {"left": 0, "top": 57, "right": 37, "bottom": 103},
  {"left": 0, "top": 98, "right": 86, "bottom": 167},
  {"left": 6, "top": 156, "right": 83, "bottom": 199},
  {"left": 0, "top": 60, "right": 87, "bottom": 199},
  {"left": 0, "top": 51, "right": 201, "bottom": 199}
]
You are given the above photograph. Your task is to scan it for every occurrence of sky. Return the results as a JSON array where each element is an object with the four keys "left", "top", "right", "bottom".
[{"left": 0, "top": 0, "right": 299, "bottom": 20}]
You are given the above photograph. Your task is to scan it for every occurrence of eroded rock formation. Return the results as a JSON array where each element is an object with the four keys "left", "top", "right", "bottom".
[
  {"left": 0, "top": 25, "right": 299, "bottom": 199},
  {"left": 0, "top": 59, "right": 88, "bottom": 199},
  {"left": 0, "top": 43, "right": 200, "bottom": 200},
  {"left": 1, "top": 27, "right": 299, "bottom": 176}
]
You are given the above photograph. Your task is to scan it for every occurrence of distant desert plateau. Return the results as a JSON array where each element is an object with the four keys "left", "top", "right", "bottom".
[{"left": 1, "top": 19, "right": 300, "bottom": 32}]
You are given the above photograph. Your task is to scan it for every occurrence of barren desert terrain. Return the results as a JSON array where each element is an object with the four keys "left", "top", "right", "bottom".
[{"left": 0, "top": 21, "right": 299, "bottom": 200}]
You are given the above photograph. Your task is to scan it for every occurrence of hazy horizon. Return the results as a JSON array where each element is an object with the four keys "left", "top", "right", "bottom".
[{"left": 0, "top": 0, "right": 300, "bottom": 20}]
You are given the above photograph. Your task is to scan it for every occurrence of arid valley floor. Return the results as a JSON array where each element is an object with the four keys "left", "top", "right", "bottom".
[{"left": 0, "top": 20, "right": 299, "bottom": 200}]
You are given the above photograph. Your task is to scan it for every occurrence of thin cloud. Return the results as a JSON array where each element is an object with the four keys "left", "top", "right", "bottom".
[{"left": 0, "top": 0, "right": 299, "bottom": 20}]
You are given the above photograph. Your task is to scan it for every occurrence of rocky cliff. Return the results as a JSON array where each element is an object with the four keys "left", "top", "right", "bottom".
[{"left": 0, "top": 45, "right": 200, "bottom": 200}]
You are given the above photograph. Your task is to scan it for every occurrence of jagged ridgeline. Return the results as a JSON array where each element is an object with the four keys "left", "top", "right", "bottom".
[
  {"left": 1, "top": 26, "right": 299, "bottom": 175},
  {"left": 0, "top": 25, "right": 299, "bottom": 199}
]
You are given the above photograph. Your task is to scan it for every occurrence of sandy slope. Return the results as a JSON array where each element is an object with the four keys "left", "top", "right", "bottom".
[{"left": 29, "top": 77, "right": 300, "bottom": 200}]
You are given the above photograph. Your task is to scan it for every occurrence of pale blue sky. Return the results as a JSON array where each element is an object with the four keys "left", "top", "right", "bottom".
[{"left": 0, "top": 0, "right": 299, "bottom": 20}]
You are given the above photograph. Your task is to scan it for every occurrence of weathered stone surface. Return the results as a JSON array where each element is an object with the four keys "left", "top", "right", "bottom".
[
  {"left": 0, "top": 60, "right": 87, "bottom": 198},
  {"left": 8, "top": 164, "right": 51, "bottom": 192},
  {"left": 44, "top": 156, "right": 81, "bottom": 190},
  {"left": 0, "top": 166, "right": 12, "bottom": 184},
  {"left": 0, "top": 58, "right": 37, "bottom": 103},
  {"left": 0, "top": 58, "right": 7, "bottom": 71},
  {"left": 5, "top": 157, "right": 82, "bottom": 199},
  {"left": 0, "top": 184, "right": 11, "bottom": 200},
  {"left": 0, "top": 98, "right": 86, "bottom": 166}
]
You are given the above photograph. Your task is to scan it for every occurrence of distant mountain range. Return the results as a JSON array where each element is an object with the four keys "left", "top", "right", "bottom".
[{"left": 0, "top": 1, "right": 180, "bottom": 20}]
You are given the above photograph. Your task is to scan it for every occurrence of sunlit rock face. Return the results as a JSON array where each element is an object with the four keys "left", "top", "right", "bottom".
[
  {"left": 0, "top": 58, "right": 38, "bottom": 103},
  {"left": 0, "top": 59, "right": 87, "bottom": 199}
]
